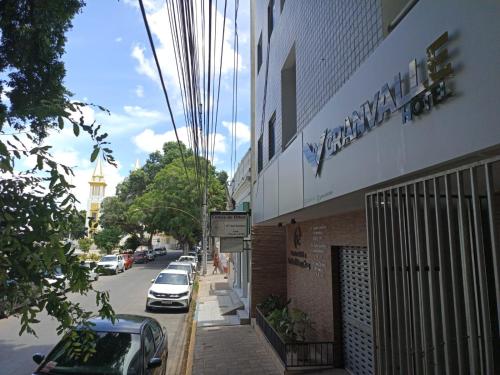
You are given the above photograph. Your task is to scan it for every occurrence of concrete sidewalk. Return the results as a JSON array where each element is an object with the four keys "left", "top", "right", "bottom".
[{"left": 190, "top": 267, "right": 281, "bottom": 375}]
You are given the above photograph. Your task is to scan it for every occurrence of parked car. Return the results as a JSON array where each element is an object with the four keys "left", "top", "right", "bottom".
[
  {"left": 147, "top": 249, "right": 155, "bottom": 261},
  {"left": 32, "top": 314, "right": 168, "bottom": 375},
  {"left": 97, "top": 254, "right": 125, "bottom": 275},
  {"left": 166, "top": 262, "right": 195, "bottom": 283},
  {"left": 123, "top": 253, "right": 134, "bottom": 269},
  {"left": 146, "top": 269, "right": 192, "bottom": 311},
  {"left": 134, "top": 250, "right": 148, "bottom": 264},
  {"left": 177, "top": 255, "right": 197, "bottom": 271},
  {"left": 154, "top": 248, "right": 163, "bottom": 257},
  {"left": 80, "top": 261, "right": 99, "bottom": 281},
  {"left": 44, "top": 265, "right": 69, "bottom": 288}
]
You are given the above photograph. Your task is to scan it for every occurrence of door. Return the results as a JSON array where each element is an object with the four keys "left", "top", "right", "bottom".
[{"left": 340, "top": 246, "right": 374, "bottom": 375}]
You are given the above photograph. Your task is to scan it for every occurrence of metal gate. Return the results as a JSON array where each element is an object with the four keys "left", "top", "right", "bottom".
[
  {"left": 340, "top": 247, "right": 374, "bottom": 375},
  {"left": 366, "top": 158, "right": 500, "bottom": 375}
]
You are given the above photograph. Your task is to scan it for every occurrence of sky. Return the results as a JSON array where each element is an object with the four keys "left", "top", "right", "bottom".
[{"left": 54, "top": 0, "right": 251, "bottom": 209}]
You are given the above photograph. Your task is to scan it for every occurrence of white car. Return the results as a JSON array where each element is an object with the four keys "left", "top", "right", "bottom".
[
  {"left": 80, "top": 261, "right": 99, "bottom": 281},
  {"left": 177, "top": 255, "right": 197, "bottom": 271},
  {"left": 97, "top": 254, "right": 125, "bottom": 275},
  {"left": 146, "top": 269, "right": 192, "bottom": 311},
  {"left": 167, "top": 262, "right": 195, "bottom": 283},
  {"left": 44, "top": 266, "right": 68, "bottom": 288}
]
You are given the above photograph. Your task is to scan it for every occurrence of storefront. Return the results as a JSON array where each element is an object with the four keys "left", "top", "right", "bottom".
[{"left": 250, "top": 0, "right": 500, "bottom": 373}]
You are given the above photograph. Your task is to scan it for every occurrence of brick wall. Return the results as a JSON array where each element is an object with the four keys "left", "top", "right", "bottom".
[
  {"left": 286, "top": 210, "right": 366, "bottom": 345},
  {"left": 254, "top": 0, "right": 383, "bottom": 172},
  {"left": 251, "top": 225, "right": 287, "bottom": 316}
]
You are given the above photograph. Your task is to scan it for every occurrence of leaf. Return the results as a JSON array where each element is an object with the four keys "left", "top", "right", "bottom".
[
  {"left": 90, "top": 147, "right": 100, "bottom": 162},
  {"left": 58, "top": 116, "right": 64, "bottom": 129},
  {"left": 37, "top": 155, "right": 44, "bottom": 170},
  {"left": 73, "top": 123, "right": 80, "bottom": 136}
]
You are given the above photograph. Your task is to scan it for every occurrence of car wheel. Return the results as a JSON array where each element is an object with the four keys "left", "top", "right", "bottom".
[
  {"left": 115, "top": 267, "right": 119, "bottom": 275},
  {"left": 145, "top": 305, "right": 152, "bottom": 312},
  {"left": 94, "top": 275, "right": 99, "bottom": 281}
]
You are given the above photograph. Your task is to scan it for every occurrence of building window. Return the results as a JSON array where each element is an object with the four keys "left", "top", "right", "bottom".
[
  {"left": 257, "top": 33, "right": 263, "bottom": 73},
  {"left": 257, "top": 135, "right": 263, "bottom": 173},
  {"left": 268, "top": 113, "right": 276, "bottom": 160},
  {"left": 267, "top": 0, "right": 274, "bottom": 41},
  {"left": 281, "top": 45, "right": 296, "bottom": 150}
]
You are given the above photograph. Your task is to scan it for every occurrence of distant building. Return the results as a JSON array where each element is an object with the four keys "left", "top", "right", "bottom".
[{"left": 86, "top": 158, "right": 106, "bottom": 237}]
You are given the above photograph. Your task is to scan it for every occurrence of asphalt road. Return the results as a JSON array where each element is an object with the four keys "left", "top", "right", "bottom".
[{"left": 0, "top": 250, "right": 188, "bottom": 375}]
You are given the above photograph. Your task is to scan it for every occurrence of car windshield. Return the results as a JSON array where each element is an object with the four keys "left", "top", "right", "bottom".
[
  {"left": 179, "top": 257, "right": 193, "bottom": 261},
  {"left": 100, "top": 256, "right": 117, "bottom": 262},
  {"left": 37, "top": 331, "right": 141, "bottom": 375},
  {"left": 168, "top": 264, "right": 191, "bottom": 273},
  {"left": 155, "top": 273, "right": 188, "bottom": 285}
]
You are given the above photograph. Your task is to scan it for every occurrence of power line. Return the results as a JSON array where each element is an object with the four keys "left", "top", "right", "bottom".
[{"left": 138, "top": 0, "right": 191, "bottom": 182}]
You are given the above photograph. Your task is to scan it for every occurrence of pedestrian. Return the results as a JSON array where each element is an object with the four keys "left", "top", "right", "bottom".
[{"left": 212, "top": 252, "right": 219, "bottom": 274}]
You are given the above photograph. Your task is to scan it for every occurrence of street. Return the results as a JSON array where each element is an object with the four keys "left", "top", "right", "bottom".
[{"left": 0, "top": 250, "right": 188, "bottom": 375}]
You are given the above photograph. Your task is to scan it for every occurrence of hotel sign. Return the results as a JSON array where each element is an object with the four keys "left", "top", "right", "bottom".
[{"left": 304, "top": 32, "right": 454, "bottom": 177}]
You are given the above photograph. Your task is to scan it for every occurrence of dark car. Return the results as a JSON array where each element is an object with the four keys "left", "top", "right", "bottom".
[
  {"left": 134, "top": 250, "right": 148, "bottom": 264},
  {"left": 32, "top": 314, "right": 168, "bottom": 375}
]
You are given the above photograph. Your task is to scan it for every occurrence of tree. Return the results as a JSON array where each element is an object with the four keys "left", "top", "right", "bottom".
[
  {"left": 78, "top": 238, "right": 93, "bottom": 253},
  {"left": 0, "top": 1, "right": 115, "bottom": 349},
  {"left": 147, "top": 155, "right": 226, "bottom": 247},
  {"left": 63, "top": 210, "right": 87, "bottom": 240},
  {"left": 94, "top": 227, "right": 122, "bottom": 254}
]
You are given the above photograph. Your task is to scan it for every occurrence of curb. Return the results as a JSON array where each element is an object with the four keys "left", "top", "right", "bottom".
[{"left": 185, "top": 318, "right": 198, "bottom": 375}]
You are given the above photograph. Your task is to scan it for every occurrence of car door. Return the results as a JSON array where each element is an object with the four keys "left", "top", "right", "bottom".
[
  {"left": 149, "top": 320, "right": 167, "bottom": 373},
  {"left": 143, "top": 323, "right": 166, "bottom": 375}
]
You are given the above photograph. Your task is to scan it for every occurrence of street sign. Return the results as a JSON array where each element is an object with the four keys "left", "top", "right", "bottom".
[
  {"left": 220, "top": 237, "right": 244, "bottom": 253},
  {"left": 209, "top": 211, "right": 248, "bottom": 237}
]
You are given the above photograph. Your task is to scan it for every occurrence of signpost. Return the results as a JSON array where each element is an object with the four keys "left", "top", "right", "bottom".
[
  {"left": 209, "top": 211, "right": 249, "bottom": 238},
  {"left": 220, "top": 237, "right": 244, "bottom": 253}
]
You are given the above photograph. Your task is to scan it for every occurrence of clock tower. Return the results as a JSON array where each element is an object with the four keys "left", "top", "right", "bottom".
[{"left": 86, "top": 158, "right": 106, "bottom": 237}]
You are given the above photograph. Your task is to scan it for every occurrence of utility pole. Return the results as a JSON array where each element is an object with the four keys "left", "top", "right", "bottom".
[
  {"left": 202, "top": 188, "right": 208, "bottom": 275},
  {"left": 199, "top": 102, "right": 208, "bottom": 275}
]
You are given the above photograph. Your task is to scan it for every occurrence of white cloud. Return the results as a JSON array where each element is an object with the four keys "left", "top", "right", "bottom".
[
  {"left": 222, "top": 121, "right": 250, "bottom": 146},
  {"left": 115, "top": 37, "right": 123, "bottom": 43},
  {"left": 133, "top": 127, "right": 226, "bottom": 155},
  {"left": 129, "top": 1, "right": 244, "bottom": 102},
  {"left": 135, "top": 85, "right": 144, "bottom": 98},
  {"left": 131, "top": 45, "right": 158, "bottom": 83}
]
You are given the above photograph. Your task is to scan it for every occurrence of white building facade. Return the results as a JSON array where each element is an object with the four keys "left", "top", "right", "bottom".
[
  {"left": 251, "top": 0, "right": 500, "bottom": 374},
  {"left": 227, "top": 149, "right": 251, "bottom": 307}
]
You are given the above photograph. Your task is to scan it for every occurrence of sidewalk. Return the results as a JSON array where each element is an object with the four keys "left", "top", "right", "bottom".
[{"left": 190, "top": 265, "right": 281, "bottom": 375}]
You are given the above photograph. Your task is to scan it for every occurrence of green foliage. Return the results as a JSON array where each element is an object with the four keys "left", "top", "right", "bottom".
[
  {"left": 78, "top": 238, "right": 93, "bottom": 253},
  {"left": 100, "top": 141, "right": 227, "bottom": 248},
  {"left": 63, "top": 210, "right": 87, "bottom": 240},
  {"left": 0, "top": 0, "right": 116, "bottom": 360},
  {"left": 259, "top": 296, "right": 311, "bottom": 342},
  {"left": 259, "top": 294, "right": 290, "bottom": 315},
  {"left": 93, "top": 227, "right": 122, "bottom": 254},
  {"left": 123, "top": 235, "right": 141, "bottom": 251}
]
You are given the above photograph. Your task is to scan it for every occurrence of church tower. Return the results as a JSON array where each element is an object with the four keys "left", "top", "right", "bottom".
[{"left": 86, "top": 158, "right": 106, "bottom": 237}]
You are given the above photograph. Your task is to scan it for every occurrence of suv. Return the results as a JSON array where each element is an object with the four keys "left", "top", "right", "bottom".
[
  {"left": 97, "top": 255, "right": 125, "bottom": 275},
  {"left": 146, "top": 269, "right": 192, "bottom": 311}
]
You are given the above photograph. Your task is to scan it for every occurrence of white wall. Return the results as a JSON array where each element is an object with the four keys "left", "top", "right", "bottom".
[{"left": 253, "top": 0, "right": 500, "bottom": 223}]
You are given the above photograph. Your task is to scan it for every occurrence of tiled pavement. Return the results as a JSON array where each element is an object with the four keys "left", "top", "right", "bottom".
[
  {"left": 192, "top": 325, "right": 281, "bottom": 375},
  {"left": 191, "top": 267, "right": 281, "bottom": 375}
]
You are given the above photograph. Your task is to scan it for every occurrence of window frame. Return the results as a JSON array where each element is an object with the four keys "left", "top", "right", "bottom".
[
  {"left": 257, "top": 33, "right": 263, "bottom": 73},
  {"left": 257, "top": 135, "right": 263, "bottom": 173},
  {"left": 267, "top": 0, "right": 275, "bottom": 41},
  {"left": 268, "top": 113, "right": 276, "bottom": 160}
]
